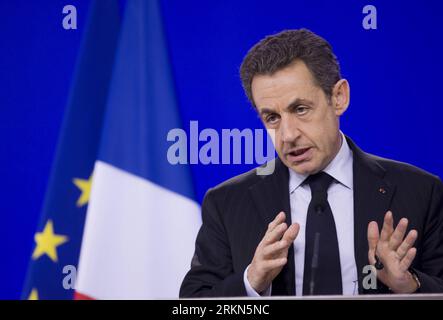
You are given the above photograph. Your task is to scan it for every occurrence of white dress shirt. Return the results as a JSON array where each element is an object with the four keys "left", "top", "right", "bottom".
[{"left": 244, "top": 131, "right": 359, "bottom": 296}]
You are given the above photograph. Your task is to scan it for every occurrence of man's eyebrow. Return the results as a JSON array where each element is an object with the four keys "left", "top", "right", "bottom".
[
  {"left": 286, "top": 98, "right": 314, "bottom": 110},
  {"left": 258, "top": 98, "right": 315, "bottom": 116},
  {"left": 259, "top": 107, "right": 275, "bottom": 116}
]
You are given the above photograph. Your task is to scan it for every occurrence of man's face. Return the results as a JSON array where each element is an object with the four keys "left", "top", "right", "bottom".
[{"left": 251, "top": 60, "right": 348, "bottom": 175}]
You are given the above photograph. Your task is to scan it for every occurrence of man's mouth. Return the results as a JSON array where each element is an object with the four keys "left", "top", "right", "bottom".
[{"left": 286, "top": 147, "right": 313, "bottom": 162}]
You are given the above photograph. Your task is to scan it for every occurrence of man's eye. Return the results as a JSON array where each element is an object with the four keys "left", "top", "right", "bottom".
[
  {"left": 295, "top": 106, "right": 309, "bottom": 115},
  {"left": 265, "top": 114, "right": 279, "bottom": 124}
]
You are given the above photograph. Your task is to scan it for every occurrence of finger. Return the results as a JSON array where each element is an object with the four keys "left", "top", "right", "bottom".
[
  {"left": 262, "top": 223, "right": 299, "bottom": 258},
  {"left": 399, "top": 247, "right": 417, "bottom": 272},
  {"left": 367, "top": 221, "right": 379, "bottom": 264},
  {"left": 380, "top": 211, "right": 394, "bottom": 242},
  {"left": 262, "top": 239, "right": 290, "bottom": 258},
  {"left": 263, "top": 222, "right": 288, "bottom": 245},
  {"left": 389, "top": 218, "right": 408, "bottom": 250},
  {"left": 267, "top": 211, "right": 286, "bottom": 232},
  {"left": 261, "top": 257, "right": 288, "bottom": 271},
  {"left": 282, "top": 223, "right": 300, "bottom": 243},
  {"left": 396, "top": 229, "right": 418, "bottom": 260}
]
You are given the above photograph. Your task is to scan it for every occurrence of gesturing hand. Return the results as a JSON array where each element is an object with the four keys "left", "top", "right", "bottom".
[
  {"left": 247, "top": 211, "right": 300, "bottom": 294},
  {"left": 367, "top": 211, "right": 419, "bottom": 293}
]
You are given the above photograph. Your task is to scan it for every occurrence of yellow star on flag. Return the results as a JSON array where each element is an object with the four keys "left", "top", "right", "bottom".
[
  {"left": 28, "top": 288, "right": 39, "bottom": 300},
  {"left": 73, "top": 174, "right": 93, "bottom": 207},
  {"left": 32, "top": 220, "right": 68, "bottom": 262}
]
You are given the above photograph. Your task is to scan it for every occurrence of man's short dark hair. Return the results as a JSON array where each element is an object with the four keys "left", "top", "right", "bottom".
[{"left": 240, "top": 29, "right": 341, "bottom": 107}]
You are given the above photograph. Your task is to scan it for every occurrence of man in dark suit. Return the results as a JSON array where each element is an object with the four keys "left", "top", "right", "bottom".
[{"left": 180, "top": 29, "right": 443, "bottom": 297}]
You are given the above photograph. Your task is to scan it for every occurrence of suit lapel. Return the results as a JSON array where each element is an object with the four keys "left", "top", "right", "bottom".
[
  {"left": 248, "top": 158, "right": 295, "bottom": 295},
  {"left": 346, "top": 136, "right": 396, "bottom": 293}
]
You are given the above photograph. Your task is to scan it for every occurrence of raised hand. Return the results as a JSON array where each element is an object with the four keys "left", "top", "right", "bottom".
[
  {"left": 247, "top": 211, "right": 299, "bottom": 293},
  {"left": 367, "top": 211, "right": 419, "bottom": 293}
]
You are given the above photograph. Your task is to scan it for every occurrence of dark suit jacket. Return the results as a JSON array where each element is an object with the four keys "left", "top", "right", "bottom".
[{"left": 180, "top": 136, "right": 443, "bottom": 297}]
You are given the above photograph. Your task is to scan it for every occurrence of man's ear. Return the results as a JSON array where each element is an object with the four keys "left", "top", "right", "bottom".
[{"left": 332, "top": 79, "right": 350, "bottom": 116}]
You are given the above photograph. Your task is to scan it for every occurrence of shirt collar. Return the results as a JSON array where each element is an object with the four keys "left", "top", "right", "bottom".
[{"left": 288, "top": 131, "right": 353, "bottom": 193}]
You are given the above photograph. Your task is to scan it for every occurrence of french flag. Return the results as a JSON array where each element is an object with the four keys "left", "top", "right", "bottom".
[{"left": 75, "top": 0, "right": 201, "bottom": 299}]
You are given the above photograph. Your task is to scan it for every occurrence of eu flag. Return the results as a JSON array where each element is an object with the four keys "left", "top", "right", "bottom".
[
  {"left": 23, "top": 0, "right": 201, "bottom": 300},
  {"left": 21, "top": 0, "right": 121, "bottom": 299}
]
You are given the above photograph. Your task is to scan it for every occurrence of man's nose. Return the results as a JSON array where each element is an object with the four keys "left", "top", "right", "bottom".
[{"left": 280, "top": 115, "right": 301, "bottom": 143}]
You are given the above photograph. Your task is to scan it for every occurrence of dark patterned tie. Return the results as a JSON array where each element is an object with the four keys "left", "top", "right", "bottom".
[{"left": 302, "top": 172, "right": 342, "bottom": 295}]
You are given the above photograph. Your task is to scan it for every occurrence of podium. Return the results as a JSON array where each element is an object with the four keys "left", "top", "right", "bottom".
[
  {"left": 256, "top": 293, "right": 443, "bottom": 300},
  {"left": 190, "top": 293, "right": 443, "bottom": 300}
]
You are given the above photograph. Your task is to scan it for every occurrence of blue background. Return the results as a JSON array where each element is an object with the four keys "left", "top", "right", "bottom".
[{"left": 1, "top": 0, "right": 442, "bottom": 299}]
